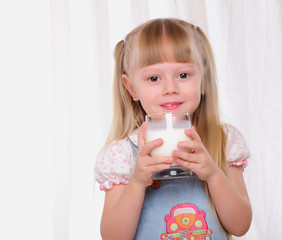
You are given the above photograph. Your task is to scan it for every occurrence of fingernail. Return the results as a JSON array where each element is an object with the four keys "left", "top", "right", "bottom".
[
  {"left": 173, "top": 150, "right": 180, "bottom": 156},
  {"left": 167, "top": 157, "right": 174, "bottom": 163},
  {"left": 178, "top": 142, "right": 184, "bottom": 147},
  {"left": 157, "top": 138, "right": 163, "bottom": 144}
]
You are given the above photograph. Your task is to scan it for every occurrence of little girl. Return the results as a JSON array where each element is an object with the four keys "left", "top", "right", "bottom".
[{"left": 95, "top": 18, "right": 252, "bottom": 240}]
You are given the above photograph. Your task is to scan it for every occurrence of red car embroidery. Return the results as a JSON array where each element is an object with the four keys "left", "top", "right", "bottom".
[{"left": 160, "top": 203, "right": 212, "bottom": 240}]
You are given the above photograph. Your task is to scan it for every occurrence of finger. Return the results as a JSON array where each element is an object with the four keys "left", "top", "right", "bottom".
[
  {"left": 151, "top": 162, "right": 174, "bottom": 175},
  {"left": 172, "top": 150, "right": 198, "bottom": 163},
  {"left": 139, "top": 138, "right": 163, "bottom": 156},
  {"left": 184, "top": 128, "right": 201, "bottom": 142},
  {"left": 176, "top": 158, "right": 197, "bottom": 171},
  {"left": 149, "top": 156, "right": 174, "bottom": 166},
  {"left": 177, "top": 140, "right": 198, "bottom": 152},
  {"left": 138, "top": 122, "right": 147, "bottom": 149}
]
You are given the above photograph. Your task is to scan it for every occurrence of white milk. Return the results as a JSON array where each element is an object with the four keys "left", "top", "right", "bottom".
[{"left": 146, "top": 128, "right": 191, "bottom": 165}]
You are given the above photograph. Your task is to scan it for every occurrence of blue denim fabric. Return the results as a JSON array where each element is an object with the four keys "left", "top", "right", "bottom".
[{"left": 128, "top": 138, "right": 227, "bottom": 240}]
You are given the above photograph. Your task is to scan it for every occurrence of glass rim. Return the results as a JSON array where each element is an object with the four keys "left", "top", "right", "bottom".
[{"left": 145, "top": 112, "right": 190, "bottom": 119}]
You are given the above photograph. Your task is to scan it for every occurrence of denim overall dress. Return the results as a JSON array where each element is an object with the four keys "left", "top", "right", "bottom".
[{"left": 129, "top": 139, "right": 228, "bottom": 240}]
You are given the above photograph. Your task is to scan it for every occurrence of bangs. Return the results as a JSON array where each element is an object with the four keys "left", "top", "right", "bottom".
[{"left": 133, "top": 19, "right": 199, "bottom": 69}]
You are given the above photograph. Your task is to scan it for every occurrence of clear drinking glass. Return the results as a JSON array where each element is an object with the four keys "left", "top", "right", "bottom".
[{"left": 145, "top": 112, "right": 194, "bottom": 180}]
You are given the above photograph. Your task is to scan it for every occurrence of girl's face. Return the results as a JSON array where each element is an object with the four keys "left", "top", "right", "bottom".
[{"left": 123, "top": 61, "right": 202, "bottom": 117}]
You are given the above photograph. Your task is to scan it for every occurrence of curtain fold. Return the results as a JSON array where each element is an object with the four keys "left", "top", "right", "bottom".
[{"left": 51, "top": 0, "right": 72, "bottom": 239}]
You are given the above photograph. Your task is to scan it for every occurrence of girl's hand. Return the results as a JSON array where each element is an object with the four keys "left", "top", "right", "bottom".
[
  {"left": 172, "top": 128, "right": 220, "bottom": 182},
  {"left": 130, "top": 122, "right": 173, "bottom": 188}
]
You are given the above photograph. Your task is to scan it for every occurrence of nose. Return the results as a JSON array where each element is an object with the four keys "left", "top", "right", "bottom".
[{"left": 162, "top": 78, "right": 179, "bottom": 95}]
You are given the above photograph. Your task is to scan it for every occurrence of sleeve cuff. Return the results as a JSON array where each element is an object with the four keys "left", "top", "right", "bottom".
[
  {"left": 229, "top": 159, "right": 248, "bottom": 171},
  {"left": 99, "top": 178, "right": 129, "bottom": 191}
]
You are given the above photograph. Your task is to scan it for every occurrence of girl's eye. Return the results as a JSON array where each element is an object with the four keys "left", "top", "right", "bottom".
[
  {"left": 148, "top": 76, "right": 160, "bottom": 82},
  {"left": 178, "top": 73, "right": 189, "bottom": 79}
]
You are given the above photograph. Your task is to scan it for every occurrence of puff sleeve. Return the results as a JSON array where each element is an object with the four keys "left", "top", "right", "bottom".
[
  {"left": 223, "top": 124, "right": 250, "bottom": 169},
  {"left": 95, "top": 138, "right": 135, "bottom": 191}
]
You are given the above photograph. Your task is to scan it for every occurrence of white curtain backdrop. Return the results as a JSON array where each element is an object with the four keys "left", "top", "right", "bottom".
[{"left": 0, "top": 0, "right": 281, "bottom": 239}]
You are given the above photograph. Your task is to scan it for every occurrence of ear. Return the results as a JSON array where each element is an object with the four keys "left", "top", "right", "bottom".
[{"left": 122, "top": 74, "right": 139, "bottom": 101}]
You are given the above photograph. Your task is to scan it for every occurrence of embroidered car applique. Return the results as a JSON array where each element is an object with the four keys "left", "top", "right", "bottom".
[{"left": 160, "top": 203, "right": 212, "bottom": 240}]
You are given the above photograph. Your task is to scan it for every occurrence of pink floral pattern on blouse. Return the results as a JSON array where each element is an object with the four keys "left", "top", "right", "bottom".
[{"left": 95, "top": 124, "right": 250, "bottom": 191}]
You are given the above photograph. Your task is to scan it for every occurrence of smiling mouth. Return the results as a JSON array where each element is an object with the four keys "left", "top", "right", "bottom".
[{"left": 161, "top": 102, "right": 183, "bottom": 110}]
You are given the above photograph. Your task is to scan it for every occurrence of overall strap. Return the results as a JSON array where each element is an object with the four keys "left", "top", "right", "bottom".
[{"left": 127, "top": 137, "right": 138, "bottom": 157}]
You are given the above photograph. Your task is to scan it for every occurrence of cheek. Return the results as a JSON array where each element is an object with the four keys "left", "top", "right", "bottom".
[
  {"left": 186, "top": 83, "right": 201, "bottom": 99},
  {"left": 136, "top": 92, "right": 158, "bottom": 114},
  {"left": 190, "top": 92, "right": 201, "bottom": 107},
  {"left": 136, "top": 86, "right": 157, "bottom": 103},
  {"left": 184, "top": 85, "right": 201, "bottom": 109},
  {"left": 194, "top": 81, "right": 202, "bottom": 100},
  {"left": 138, "top": 95, "right": 153, "bottom": 109},
  {"left": 195, "top": 90, "right": 202, "bottom": 106}
]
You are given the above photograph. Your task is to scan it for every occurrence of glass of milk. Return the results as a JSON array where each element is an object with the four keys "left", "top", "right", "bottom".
[{"left": 145, "top": 112, "right": 194, "bottom": 180}]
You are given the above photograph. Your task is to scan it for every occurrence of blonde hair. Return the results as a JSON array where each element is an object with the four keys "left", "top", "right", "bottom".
[
  {"left": 108, "top": 18, "right": 226, "bottom": 171},
  {"left": 107, "top": 18, "right": 229, "bottom": 237}
]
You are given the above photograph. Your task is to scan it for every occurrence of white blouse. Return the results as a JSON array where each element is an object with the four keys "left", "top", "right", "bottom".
[{"left": 95, "top": 124, "right": 250, "bottom": 191}]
